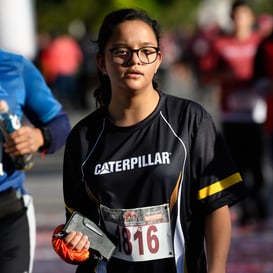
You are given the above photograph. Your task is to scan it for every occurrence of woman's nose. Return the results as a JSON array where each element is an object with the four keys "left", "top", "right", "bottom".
[{"left": 129, "top": 51, "right": 141, "bottom": 64}]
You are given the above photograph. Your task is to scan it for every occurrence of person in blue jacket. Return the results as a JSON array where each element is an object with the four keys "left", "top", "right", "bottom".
[{"left": 0, "top": 48, "right": 71, "bottom": 273}]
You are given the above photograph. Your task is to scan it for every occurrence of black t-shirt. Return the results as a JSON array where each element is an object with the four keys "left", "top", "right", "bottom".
[{"left": 63, "top": 91, "right": 244, "bottom": 273}]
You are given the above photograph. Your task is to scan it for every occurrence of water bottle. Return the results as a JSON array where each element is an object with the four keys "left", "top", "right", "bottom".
[{"left": 0, "top": 100, "right": 34, "bottom": 171}]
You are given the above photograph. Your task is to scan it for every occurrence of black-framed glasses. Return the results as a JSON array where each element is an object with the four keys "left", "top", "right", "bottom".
[{"left": 109, "top": 46, "right": 160, "bottom": 65}]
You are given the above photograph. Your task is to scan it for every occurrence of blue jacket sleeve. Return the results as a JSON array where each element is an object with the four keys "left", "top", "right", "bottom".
[
  {"left": 40, "top": 110, "right": 71, "bottom": 154},
  {"left": 19, "top": 54, "right": 71, "bottom": 154}
]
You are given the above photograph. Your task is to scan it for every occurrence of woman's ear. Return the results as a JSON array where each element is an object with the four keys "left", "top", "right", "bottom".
[
  {"left": 96, "top": 53, "right": 107, "bottom": 74},
  {"left": 155, "top": 51, "right": 163, "bottom": 73}
]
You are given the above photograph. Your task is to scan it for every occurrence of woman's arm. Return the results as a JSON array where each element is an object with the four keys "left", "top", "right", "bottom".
[{"left": 204, "top": 205, "right": 231, "bottom": 273}]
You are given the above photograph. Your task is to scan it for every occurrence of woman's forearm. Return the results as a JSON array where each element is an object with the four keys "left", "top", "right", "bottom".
[{"left": 205, "top": 205, "right": 231, "bottom": 273}]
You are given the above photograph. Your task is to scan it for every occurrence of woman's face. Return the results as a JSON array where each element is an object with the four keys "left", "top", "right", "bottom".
[{"left": 97, "top": 19, "right": 162, "bottom": 96}]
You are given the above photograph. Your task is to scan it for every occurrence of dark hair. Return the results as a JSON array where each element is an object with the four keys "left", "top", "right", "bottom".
[
  {"left": 230, "top": 0, "right": 251, "bottom": 18},
  {"left": 94, "top": 8, "right": 161, "bottom": 107}
]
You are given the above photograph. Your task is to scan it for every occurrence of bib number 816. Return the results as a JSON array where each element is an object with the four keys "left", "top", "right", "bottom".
[{"left": 115, "top": 225, "right": 159, "bottom": 256}]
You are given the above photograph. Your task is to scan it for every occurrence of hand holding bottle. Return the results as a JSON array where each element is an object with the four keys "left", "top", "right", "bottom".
[{"left": 0, "top": 100, "right": 35, "bottom": 171}]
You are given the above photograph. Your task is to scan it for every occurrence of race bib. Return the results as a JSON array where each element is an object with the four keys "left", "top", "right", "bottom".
[{"left": 100, "top": 203, "right": 174, "bottom": 262}]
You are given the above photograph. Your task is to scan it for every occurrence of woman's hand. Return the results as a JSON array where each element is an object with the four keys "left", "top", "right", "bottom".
[
  {"left": 63, "top": 231, "right": 90, "bottom": 251},
  {"left": 52, "top": 225, "right": 91, "bottom": 264}
]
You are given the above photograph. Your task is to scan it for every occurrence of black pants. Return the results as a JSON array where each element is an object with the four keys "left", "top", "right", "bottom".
[
  {"left": 223, "top": 122, "right": 268, "bottom": 223},
  {"left": 0, "top": 207, "right": 30, "bottom": 273}
]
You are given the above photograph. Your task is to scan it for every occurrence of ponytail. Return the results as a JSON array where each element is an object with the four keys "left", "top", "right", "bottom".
[{"left": 93, "top": 69, "right": 111, "bottom": 107}]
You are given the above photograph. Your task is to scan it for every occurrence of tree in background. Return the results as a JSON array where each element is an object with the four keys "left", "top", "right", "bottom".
[{"left": 35, "top": 0, "right": 273, "bottom": 35}]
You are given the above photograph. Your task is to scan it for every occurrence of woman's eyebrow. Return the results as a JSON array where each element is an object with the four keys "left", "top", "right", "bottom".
[{"left": 110, "top": 42, "right": 158, "bottom": 48}]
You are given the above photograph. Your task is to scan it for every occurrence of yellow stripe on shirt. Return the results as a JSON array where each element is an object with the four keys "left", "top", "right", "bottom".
[{"left": 198, "top": 172, "right": 242, "bottom": 200}]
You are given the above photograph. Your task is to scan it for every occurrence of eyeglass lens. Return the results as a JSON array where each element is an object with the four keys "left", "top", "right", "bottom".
[{"left": 110, "top": 47, "right": 159, "bottom": 64}]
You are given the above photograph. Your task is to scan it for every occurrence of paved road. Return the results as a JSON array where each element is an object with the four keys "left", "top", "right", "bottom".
[{"left": 25, "top": 109, "right": 273, "bottom": 273}]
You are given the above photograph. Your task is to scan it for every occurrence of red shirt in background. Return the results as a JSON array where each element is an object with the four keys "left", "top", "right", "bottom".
[
  {"left": 211, "top": 32, "right": 264, "bottom": 123},
  {"left": 41, "top": 35, "right": 83, "bottom": 84}
]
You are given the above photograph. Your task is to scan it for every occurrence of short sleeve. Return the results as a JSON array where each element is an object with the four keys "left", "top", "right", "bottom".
[{"left": 190, "top": 113, "right": 245, "bottom": 213}]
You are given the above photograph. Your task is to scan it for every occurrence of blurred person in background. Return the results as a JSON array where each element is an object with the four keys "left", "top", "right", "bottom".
[
  {"left": 68, "top": 20, "right": 98, "bottom": 110},
  {"left": 0, "top": 48, "right": 71, "bottom": 273},
  {"left": 202, "top": 0, "right": 268, "bottom": 226},
  {"left": 184, "top": 18, "right": 221, "bottom": 118},
  {"left": 159, "top": 29, "right": 195, "bottom": 100},
  {"left": 40, "top": 31, "right": 83, "bottom": 109},
  {"left": 254, "top": 15, "right": 273, "bottom": 174},
  {"left": 186, "top": 22, "right": 220, "bottom": 85}
]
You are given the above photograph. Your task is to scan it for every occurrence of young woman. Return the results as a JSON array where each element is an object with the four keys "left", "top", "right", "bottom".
[{"left": 52, "top": 8, "right": 244, "bottom": 273}]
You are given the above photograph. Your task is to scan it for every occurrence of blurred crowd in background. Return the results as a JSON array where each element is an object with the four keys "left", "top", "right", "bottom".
[{"left": 28, "top": 1, "right": 272, "bottom": 112}]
